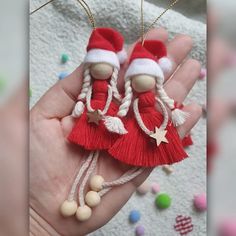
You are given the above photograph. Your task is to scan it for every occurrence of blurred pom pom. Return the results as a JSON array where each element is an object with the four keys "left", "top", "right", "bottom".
[
  {"left": 158, "top": 57, "right": 172, "bottom": 74},
  {"left": 117, "top": 48, "right": 127, "bottom": 64},
  {"left": 194, "top": 193, "right": 207, "bottom": 212}
]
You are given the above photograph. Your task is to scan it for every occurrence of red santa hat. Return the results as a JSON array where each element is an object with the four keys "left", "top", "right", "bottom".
[
  {"left": 125, "top": 40, "right": 172, "bottom": 81},
  {"left": 84, "top": 28, "right": 127, "bottom": 69}
]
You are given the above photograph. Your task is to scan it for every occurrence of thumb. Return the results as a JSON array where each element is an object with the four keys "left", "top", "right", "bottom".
[{"left": 61, "top": 115, "right": 76, "bottom": 137}]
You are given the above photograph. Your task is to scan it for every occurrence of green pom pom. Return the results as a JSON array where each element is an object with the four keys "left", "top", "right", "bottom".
[
  {"left": 155, "top": 193, "right": 171, "bottom": 209},
  {"left": 61, "top": 53, "right": 69, "bottom": 63},
  {"left": 0, "top": 77, "right": 6, "bottom": 93}
]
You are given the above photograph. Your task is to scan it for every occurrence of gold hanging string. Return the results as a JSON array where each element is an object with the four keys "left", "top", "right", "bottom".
[
  {"left": 140, "top": 0, "right": 144, "bottom": 43},
  {"left": 141, "top": 0, "right": 180, "bottom": 45},
  {"left": 30, "top": 0, "right": 55, "bottom": 15},
  {"left": 30, "top": 0, "right": 96, "bottom": 29},
  {"left": 76, "top": 0, "right": 96, "bottom": 29}
]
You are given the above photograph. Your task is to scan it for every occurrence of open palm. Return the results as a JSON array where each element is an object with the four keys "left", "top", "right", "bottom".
[{"left": 30, "top": 28, "right": 202, "bottom": 236}]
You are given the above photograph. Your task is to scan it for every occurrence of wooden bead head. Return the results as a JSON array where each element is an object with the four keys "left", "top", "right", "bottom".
[
  {"left": 131, "top": 74, "right": 156, "bottom": 92},
  {"left": 90, "top": 63, "right": 113, "bottom": 80}
]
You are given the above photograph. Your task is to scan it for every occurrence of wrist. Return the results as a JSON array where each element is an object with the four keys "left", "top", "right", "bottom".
[{"left": 30, "top": 207, "right": 61, "bottom": 236}]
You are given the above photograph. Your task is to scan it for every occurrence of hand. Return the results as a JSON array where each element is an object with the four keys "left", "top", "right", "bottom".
[{"left": 30, "top": 28, "right": 202, "bottom": 236}]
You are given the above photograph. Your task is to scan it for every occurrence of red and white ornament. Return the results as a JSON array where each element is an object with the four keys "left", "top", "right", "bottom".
[
  {"left": 61, "top": 28, "right": 127, "bottom": 221},
  {"left": 108, "top": 40, "right": 188, "bottom": 167}
]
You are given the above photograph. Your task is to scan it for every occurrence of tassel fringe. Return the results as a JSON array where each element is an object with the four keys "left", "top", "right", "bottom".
[
  {"left": 103, "top": 116, "right": 128, "bottom": 134},
  {"left": 171, "top": 109, "right": 189, "bottom": 126}
]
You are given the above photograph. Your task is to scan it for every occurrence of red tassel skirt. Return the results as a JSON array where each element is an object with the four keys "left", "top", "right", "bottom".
[
  {"left": 109, "top": 110, "right": 188, "bottom": 167},
  {"left": 68, "top": 100, "right": 119, "bottom": 150}
]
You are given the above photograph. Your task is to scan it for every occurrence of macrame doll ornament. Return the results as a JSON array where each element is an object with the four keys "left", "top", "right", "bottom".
[
  {"left": 60, "top": 27, "right": 130, "bottom": 221},
  {"left": 68, "top": 27, "right": 127, "bottom": 148},
  {"left": 108, "top": 41, "right": 189, "bottom": 167}
]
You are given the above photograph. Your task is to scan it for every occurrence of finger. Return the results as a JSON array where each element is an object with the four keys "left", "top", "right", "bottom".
[
  {"left": 209, "top": 38, "right": 230, "bottom": 82},
  {"left": 164, "top": 58, "right": 201, "bottom": 103},
  {"left": 61, "top": 115, "right": 75, "bottom": 137},
  {"left": 164, "top": 34, "right": 193, "bottom": 81},
  {"left": 31, "top": 65, "right": 83, "bottom": 119},
  {"left": 118, "top": 27, "right": 169, "bottom": 91},
  {"left": 176, "top": 103, "right": 202, "bottom": 138}
]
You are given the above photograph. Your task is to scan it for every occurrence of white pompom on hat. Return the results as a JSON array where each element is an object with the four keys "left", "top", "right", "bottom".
[{"left": 84, "top": 28, "right": 127, "bottom": 69}]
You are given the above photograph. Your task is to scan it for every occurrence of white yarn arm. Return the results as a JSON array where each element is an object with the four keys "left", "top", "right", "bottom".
[
  {"left": 133, "top": 98, "right": 152, "bottom": 135},
  {"left": 86, "top": 85, "right": 113, "bottom": 115},
  {"left": 133, "top": 97, "right": 169, "bottom": 136},
  {"left": 155, "top": 97, "right": 169, "bottom": 130},
  {"left": 100, "top": 85, "right": 113, "bottom": 115}
]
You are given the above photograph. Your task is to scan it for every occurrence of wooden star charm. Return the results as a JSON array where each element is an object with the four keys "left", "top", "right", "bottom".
[
  {"left": 87, "top": 110, "right": 103, "bottom": 125},
  {"left": 150, "top": 127, "right": 168, "bottom": 146}
]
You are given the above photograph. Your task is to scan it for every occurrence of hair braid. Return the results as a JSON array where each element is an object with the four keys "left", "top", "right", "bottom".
[
  {"left": 156, "top": 79, "right": 189, "bottom": 126},
  {"left": 117, "top": 79, "right": 133, "bottom": 117},
  {"left": 110, "top": 67, "right": 122, "bottom": 102},
  {"left": 155, "top": 79, "right": 175, "bottom": 110},
  {"left": 78, "top": 67, "right": 91, "bottom": 101}
]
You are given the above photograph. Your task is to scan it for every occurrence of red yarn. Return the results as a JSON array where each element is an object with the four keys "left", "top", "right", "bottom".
[
  {"left": 109, "top": 92, "right": 188, "bottom": 167},
  {"left": 182, "top": 134, "right": 193, "bottom": 147},
  {"left": 129, "top": 41, "right": 167, "bottom": 64},
  {"left": 87, "top": 28, "right": 124, "bottom": 53},
  {"left": 68, "top": 80, "right": 119, "bottom": 150}
]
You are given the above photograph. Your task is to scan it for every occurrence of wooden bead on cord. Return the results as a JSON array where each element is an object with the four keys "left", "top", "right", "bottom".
[
  {"left": 131, "top": 74, "right": 156, "bottom": 93},
  {"left": 89, "top": 175, "right": 104, "bottom": 191},
  {"left": 90, "top": 63, "right": 113, "bottom": 80},
  {"left": 85, "top": 191, "right": 101, "bottom": 207},
  {"left": 60, "top": 200, "right": 78, "bottom": 217},
  {"left": 76, "top": 205, "right": 92, "bottom": 221}
]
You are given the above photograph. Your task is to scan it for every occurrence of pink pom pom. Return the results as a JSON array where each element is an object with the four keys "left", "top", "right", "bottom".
[
  {"left": 219, "top": 219, "right": 236, "bottom": 236},
  {"left": 151, "top": 183, "right": 160, "bottom": 194},
  {"left": 117, "top": 48, "right": 127, "bottom": 64},
  {"left": 199, "top": 68, "right": 207, "bottom": 80},
  {"left": 225, "top": 52, "right": 236, "bottom": 66},
  {"left": 194, "top": 193, "right": 207, "bottom": 212}
]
